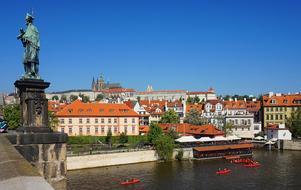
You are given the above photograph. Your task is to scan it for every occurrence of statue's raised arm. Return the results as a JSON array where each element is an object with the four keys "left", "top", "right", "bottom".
[{"left": 18, "top": 13, "right": 40, "bottom": 79}]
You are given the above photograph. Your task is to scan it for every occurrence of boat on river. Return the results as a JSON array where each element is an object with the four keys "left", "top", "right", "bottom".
[
  {"left": 216, "top": 169, "right": 231, "bottom": 175},
  {"left": 120, "top": 179, "right": 140, "bottom": 185}
]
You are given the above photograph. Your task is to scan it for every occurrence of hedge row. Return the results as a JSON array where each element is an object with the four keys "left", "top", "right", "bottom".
[{"left": 67, "top": 135, "right": 148, "bottom": 145}]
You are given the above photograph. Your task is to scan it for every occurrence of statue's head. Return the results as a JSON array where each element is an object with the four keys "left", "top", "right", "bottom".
[{"left": 25, "top": 13, "right": 34, "bottom": 25}]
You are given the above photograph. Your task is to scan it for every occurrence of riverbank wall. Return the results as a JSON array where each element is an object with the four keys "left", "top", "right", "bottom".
[
  {"left": 282, "top": 140, "right": 301, "bottom": 150},
  {"left": 67, "top": 148, "right": 193, "bottom": 170}
]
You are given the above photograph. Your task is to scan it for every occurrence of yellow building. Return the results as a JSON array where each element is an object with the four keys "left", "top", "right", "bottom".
[{"left": 263, "top": 93, "right": 301, "bottom": 128}]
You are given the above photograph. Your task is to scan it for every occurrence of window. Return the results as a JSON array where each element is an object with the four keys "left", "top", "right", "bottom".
[
  {"left": 68, "top": 127, "right": 72, "bottom": 134},
  {"left": 124, "top": 118, "right": 128, "bottom": 124},
  {"left": 271, "top": 99, "right": 276, "bottom": 104},
  {"left": 95, "top": 126, "right": 99, "bottom": 134},
  {"left": 79, "top": 127, "right": 83, "bottom": 134},
  {"left": 280, "top": 115, "right": 283, "bottom": 120},
  {"left": 271, "top": 115, "right": 274, "bottom": 120},
  {"left": 248, "top": 119, "right": 251, "bottom": 125},
  {"left": 101, "top": 126, "right": 105, "bottom": 133},
  {"left": 132, "top": 118, "right": 135, "bottom": 124},
  {"left": 87, "top": 127, "right": 90, "bottom": 134},
  {"left": 266, "top": 115, "right": 270, "bottom": 120},
  {"left": 95, "top": 118, "right": 98, "bottom": 123},
  {"left": 124, "top": 126, "right": 127, "bottom": 134},
  {"left": 101, "top": 118, "right": 105, "bottom": 124},
  {"left": 99, "top": 109, "right": 104, "bottom": 113},
  {"left": 270, "top": 107, "right": 274, "bottom": 112},
  {"left": 108, "top": 118, "right": 112, "bottom": 124},
  {"left": 235, "top": 119, "right": 238, "bottom": 125},
  {"left": 132, "top": 126, "right": 135, "bottom": 133},
  {"left": 280, "top": 107, "right": 283, "bottom": 112},
  {"left": 114, "top": 126, "right": 118, "bottom": 133},
  {"left": 79, "top": 118, "right": 83, "bottom": 124},
  {"left": 248, "top": 127, "right": 250, "bottom": 131},
  {"left": 266, "top": 108, "right": 269, "bottom": 112},
  {"left": 61, "top": 127, "right": 65, "bottom": 133},
  {"left": 60, "top": 119, "right": 64, "bottom": 124},
  {"left": 114, "top": 118, "right": 117, "bottom": 123},
  {"left": 276, "top": 115, "right": 279, "bottom": 120},
  {"left": 68, "top": 118, "right": 72, "bottom": 124},
  {"left": 86, "top": 118, "right": 90, "bottom": 124},
  {"left": 275, "top": 107, "right": 278, "bottom": 112}
]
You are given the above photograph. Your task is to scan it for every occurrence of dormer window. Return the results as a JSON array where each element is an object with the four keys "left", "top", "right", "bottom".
[
  {"left": 87, "top": 109, "right": 92, "bottom": 112},
  {"left": 271, "top": 99, "right": 277, "bottom": 104},
  {"left": 68, "top": 109, "right": 73, "bottom": 113}
]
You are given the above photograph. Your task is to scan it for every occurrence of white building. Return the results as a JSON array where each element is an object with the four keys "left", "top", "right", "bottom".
[
  {"left": 186, "top": 88, "right": 217, "bottom": 102},
  {"left": 202, "top": 100, "right": 224, "bottom": 129},
  {"left": 266, "top": 124, "right": 292, "bottom": 141},
  {"left": 135, "top": 90, "right": 187, "bottom": 101}
]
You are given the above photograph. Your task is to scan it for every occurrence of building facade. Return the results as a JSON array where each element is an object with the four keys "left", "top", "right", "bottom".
[
  {"left": 262, "top": 93, "right": 301, "bottom": 128},
  {"left": 56, "top": 99, "right": 139, "bottom": 136}
]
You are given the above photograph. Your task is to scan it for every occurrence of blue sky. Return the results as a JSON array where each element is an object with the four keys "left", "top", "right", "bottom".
[{"left": 1, "top": 0, "right": 300, "bottom": 95}]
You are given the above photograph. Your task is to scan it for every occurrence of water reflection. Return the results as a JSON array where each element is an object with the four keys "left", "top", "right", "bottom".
[{"left": 68, "top": 150, "right": 301, "bottom": 190}]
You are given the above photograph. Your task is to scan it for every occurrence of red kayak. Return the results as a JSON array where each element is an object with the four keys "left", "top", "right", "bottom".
[
  {"left": 216, "top": 169, "right": 231, "bottom": 175},
  {"left": 244, "top": 163, "right": 260, "bottom": 167},
  {"left": 120, "top": 179, "right": 140, "bottom": 185}
]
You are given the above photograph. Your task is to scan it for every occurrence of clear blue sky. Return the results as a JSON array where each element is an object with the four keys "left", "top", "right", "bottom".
[{"left": 1, "top": 0, "right": 301, "bottom": 96}]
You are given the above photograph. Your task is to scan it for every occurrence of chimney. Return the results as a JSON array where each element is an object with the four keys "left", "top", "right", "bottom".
[
  {"left": 244, "top": 98, "right": 246, "bottom": 102},
  {"left": 269, "top": 92, "right": 274, "bottom": 97},
  {"left": 234, "top": 98, "right": 237, "bottom": 102}
]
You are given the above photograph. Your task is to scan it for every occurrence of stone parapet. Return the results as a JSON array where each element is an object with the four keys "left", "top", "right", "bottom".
[
  {"left": 0, "top": 135, "right": 54, "bottom": 190},
  {"left": 5, "top": 132, "right": 67, "bottom": 190}
]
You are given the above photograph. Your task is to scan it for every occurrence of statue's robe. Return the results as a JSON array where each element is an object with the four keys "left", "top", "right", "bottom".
[{"left": 23, "top": 23, "right": 40, "bottom": 64}]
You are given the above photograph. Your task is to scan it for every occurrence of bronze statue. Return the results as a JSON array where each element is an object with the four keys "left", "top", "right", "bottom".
[{"left": 17, "top": 13, "right": 40, "bottom": 79}]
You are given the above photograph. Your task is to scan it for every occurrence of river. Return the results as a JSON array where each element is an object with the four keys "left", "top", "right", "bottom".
[{"left": 67, "top": 150, "right": 301, "bottom": 190}]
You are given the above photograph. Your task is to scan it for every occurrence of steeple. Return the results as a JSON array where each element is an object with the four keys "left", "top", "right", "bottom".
[{"left": 91, "top": 77, "right": 95, "bottom": 91}]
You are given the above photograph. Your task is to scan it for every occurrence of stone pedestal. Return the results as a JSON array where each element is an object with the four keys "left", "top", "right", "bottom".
[
  {"left": 14, "top": 79, "right": 51, "bottom": 133},
  {"left": 12, "top": 79, "right": 68, "bottom": 190},
  {"left": 6, "top": 132, "right": 68, "bottom": 190}
]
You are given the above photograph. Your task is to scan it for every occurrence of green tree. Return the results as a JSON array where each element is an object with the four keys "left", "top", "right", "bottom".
[
  {"left": 186, "top": 96, "right": 193, "bottom": 104},
  {"left": 119, "top": 132, "right": 128, "bottom": 144},
  {"left": 194, "top": 96, "right": 200, "bottom": 104},
  {"left": 184, "top": 109, "right": 208, "bottom": 125},
  {"left": 95, "top": 94, "right": 105, "bottom": 101},
  {"left": 60, "top": 95, "right": 67, "bottom": 103},
  {"left": 3, "top": 104, "right": 20, "bottom": 130},
  {"left": 223, "top": 122, "right": 233, "bottom": 136},
  {"left": 79, "top": 94, "right": 90, "bottom": 103},
  {"left": 105, "top": 129, "right": 113, "bottom": 147},
  {"left": 159, "top": 109, "right": 180, "bottom": 124},
  {"left": 286, "top": 107, "right": 301, "bottom": 137},
  {"left": 154, "top": 135, "right": 175, "bottom": 161},
  {"left": 166, "top": 128, "right": 179, "bottom": 139},
  {"left": 70, "top": 95, "right": 78, "bottom": 102},
  {"left": 137, "top": 96, "right": 141, "bottom": 102},
  {"left": 147, "top": 123, "right": 163, "bottom": 144},
  {"left": 175, "top": 149, "right": 184, "bottom": 161},
  {"left": 48, "top": 111, "right": 59, "bottom": 130},
  {"left": 51, "top": 95, "right": 59, "bottom": 101}
]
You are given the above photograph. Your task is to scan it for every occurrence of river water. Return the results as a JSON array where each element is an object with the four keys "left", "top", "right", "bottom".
[{"left": 67, "top": 150, "right": 301, "bottom": 190}]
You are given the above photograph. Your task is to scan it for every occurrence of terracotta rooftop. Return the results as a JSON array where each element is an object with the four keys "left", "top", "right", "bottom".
[
  {"left": 263, "top": 94, "right": 301, "bottom": 107},
  {"left": 56, "top": 99, "right": 139, "bottom": 117},
  {"left": 159, "top": 123, "right": 224, "bottom": 136}
]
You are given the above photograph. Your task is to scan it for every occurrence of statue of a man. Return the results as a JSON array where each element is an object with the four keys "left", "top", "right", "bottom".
[{"left": 17, "top": 13, "right": 40, "bottom": 79}]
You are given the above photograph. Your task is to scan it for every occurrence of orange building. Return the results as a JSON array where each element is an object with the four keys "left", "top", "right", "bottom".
[{"left": 56, "top": 99, "right": 139, "bottom": 136}]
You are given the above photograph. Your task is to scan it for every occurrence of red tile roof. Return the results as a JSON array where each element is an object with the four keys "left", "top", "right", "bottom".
[
  {"left": 159, "top": 123, "right": 224, "bottom": 136},
  {"left": 56, "top": 99, "right": 139, "bottom": 117},
  {"left": 139, "top": 126, "right": 150, "bottom": 133},
  {"left": 97, "top": 88, "right": 136, "bottom": 93},
  {"left": 48, "top": 101, "right": 67, "bottom": 113},
  {"left": 246, "top": 101, "right": 261, "bottom": 112},
  {"left": 193, "top": 143, "right": 253, "bottom": 152},
  {"left": 186, "top": 104, "right": 203, "bottom": 113},
  {"left": 224, "top": 100, "right": 247, "bottom": 109},
  {"left": 263, "top": 94, "right": 301, "bottom": 107}
]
